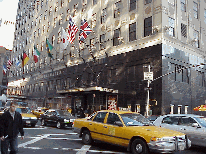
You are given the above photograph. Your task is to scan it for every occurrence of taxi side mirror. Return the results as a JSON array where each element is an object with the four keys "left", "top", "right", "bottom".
[{"left": 114, "top": 121, "right": 123, "bottom": 127}]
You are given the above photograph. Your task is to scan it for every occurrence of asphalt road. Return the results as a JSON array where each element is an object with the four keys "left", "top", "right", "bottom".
[{"left": 0, "top": 120, "right": 205, "bottom": 154}]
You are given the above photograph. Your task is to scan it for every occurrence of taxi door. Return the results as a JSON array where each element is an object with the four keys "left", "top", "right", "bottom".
[
  {"left": 103, "top": 112, "right": 127, "bottom": 146},
  {"left": 88, "top": 112, "right": 108, "bottom": 142}
]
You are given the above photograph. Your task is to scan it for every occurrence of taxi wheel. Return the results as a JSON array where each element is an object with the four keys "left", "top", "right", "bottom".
[
  {"left": 82, "top": 130, "right": 93, "bottom": 145},
  {"left": 131, "top": 138, "right": 149, "bottom": 154},
  {"left": 41, "top": 119, "right": 47, "bottom": 126}
]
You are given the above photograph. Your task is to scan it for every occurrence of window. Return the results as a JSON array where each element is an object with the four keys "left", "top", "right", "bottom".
[
  {"left": 91, "top": 13, "right": 97, "bottom": 28},
  {"left": 179, "top": 117, "right": 197, "bottom": 126},
  {"left": 193, "top": 30, "right": 199, "bottom": 48},
  {"left": 113, "top": 28, "right": 120, "bottom": 46},
  {"left": 114, "top": 1, "right": 121, "bottom": 18},
  {"left": 144, "top": 16, "right": 152, "bottom": 37},
  {"left": 168, "top": 17, "right": 175, "bottom": 37},
  {"left": 93, "top": 0, "right": 97, "bottom": 5},
  {"left": 49, "top": 6, "right": 52, "bottom": 16},
  {"left": 129, "top": 22, "right": 136, "bottom": 41},
  {"left": 204, "top": 9, "right": 206, "bottom": 24},
  {"left": 180, "top": 0, "right": 186, "bottom": 12},
  {"left": 101, "top": 8, "right": 107, "bottom": 24},
  {"left": 193, "top": 1, "right": 198, "bottom": 19},
  {"left": 162, "top": 116, "right": 180, "bottom": 125},
  {"left": 107, "top": 113, "right": 121, "bottom": 125},
  {"left": 130, "top": 0, "right": 136, "bottom": 11},
  {"left": 73, "top": 4, "right": 78, "bottom": 17},
  {"left": 181, "top": 23, "right": 187, "bottom": 38},
  {"left": 145, "top": 0, "right": 152, "bottom": 5},
  {"left": 93, "top": 112, "right": 107, "bottom": 123},
  {"left": 100, "top": 34, "right": 106, "bottom": 49}
]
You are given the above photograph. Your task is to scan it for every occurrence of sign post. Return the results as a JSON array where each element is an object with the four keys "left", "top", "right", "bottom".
[{"left": 144, "top": 65, "right": 153, "bottom": 117}]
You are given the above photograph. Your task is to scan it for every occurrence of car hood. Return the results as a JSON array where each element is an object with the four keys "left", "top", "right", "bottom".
[
  {"left": 126, "top": 126, "right": 185, "bottom": 138},
  {"left": 21, "top": 113, "right": 37, "bottom": 118}
]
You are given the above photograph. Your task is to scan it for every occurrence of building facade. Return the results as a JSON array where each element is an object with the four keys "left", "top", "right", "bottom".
[{"left": 7, "top": 0, "right": 206, "bottom": 115}]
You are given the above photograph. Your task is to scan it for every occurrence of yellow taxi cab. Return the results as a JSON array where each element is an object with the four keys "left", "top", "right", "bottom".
[
  {"left": 73, "top": 110, "right": 191, "bottom": 154},
  {"left": 32, "top": 107, "right": 49, "bottom": 119},
  {"left": 16, "top": 106, "right": 38, "bottom": 127}
]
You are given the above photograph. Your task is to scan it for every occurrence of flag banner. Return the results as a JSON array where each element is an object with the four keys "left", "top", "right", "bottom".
[
  {"left": 3, "top": 64, "right": 7, "bottom": 75},
  {"left": 15, "top": 56, "right": 21, "bottom": 68},
  {"left": 34, "top": 45, "right": 40, "bottom": 63},
  {"left": 46, "top": 38, "right": 54, "bottom": 59},
  {"left": 60, "top": 27, "right": 69, "bottom": 52},
  {"left": 22, "top": 52, "right": 29, "bottom": 67},
  {"left": 79, "top": 19, "right": 92, "bottom": 42},
  {"left": 7, "top": 59, "right": 12, "bottom": 70},
  {"left": 68, "top": 16, "right": 78, "bottom": 44}
]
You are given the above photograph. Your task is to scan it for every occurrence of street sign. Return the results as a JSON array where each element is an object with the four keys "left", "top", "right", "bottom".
[{"left": 144, "top": 72, "right": 153, "bottom": 80}]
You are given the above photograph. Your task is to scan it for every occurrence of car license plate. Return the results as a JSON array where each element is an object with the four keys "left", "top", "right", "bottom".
[{"left": 26, "top": 121, "right": 31, "bottom": 124}]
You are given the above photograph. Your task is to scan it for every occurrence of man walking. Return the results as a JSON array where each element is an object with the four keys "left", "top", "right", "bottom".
[{"left": 0, "top": 102, "right": 24, "bottom": 154}]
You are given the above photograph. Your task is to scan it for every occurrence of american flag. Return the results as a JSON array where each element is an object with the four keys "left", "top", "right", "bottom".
[
  {"left": 79, "top": 19, "right": 92, "bottom": 42},
  {"left": 7, "top": 59, "right": 12, "bottom": 70},
  {"left": 68, "top": 17, "right": 78, "bottom": 44}
]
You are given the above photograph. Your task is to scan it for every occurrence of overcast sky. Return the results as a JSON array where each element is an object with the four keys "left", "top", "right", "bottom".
[{"left": 0, "top": 0, "right": 19, "bottom": 50}]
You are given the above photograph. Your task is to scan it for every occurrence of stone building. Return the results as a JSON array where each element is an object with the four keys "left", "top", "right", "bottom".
[{"left": 7, "top": 0, "right": 206, "bottom": 115}]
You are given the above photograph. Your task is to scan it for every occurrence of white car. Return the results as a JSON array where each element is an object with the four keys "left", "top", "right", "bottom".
[{"left": 153, "top": 114, "right": 206, "bottom": 147}]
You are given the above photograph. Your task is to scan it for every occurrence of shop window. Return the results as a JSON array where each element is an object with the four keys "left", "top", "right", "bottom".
[
  {"left": 144, "top": 16, "right": 152, "bottom": 37},
  {"left": 130, "top": 0, "right": 136, "bottom": 11},
  {"left": 129, "top": 22, "right": 136, "bottom": 41}
]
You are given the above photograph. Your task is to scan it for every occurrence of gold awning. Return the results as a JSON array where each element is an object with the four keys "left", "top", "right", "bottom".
[{"left": 57, "top": 86, "right": 118, "bottom": 94}]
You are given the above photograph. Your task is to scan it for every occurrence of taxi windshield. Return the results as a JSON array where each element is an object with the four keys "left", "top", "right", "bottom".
[
  {"left": 120, "top": 113, "right": 153, "bottom": 126},
  {"left": 194, "top": 117, "right": 206, "bottom": 128},
  {"left": 58, "top": 110, "right": 71, "bottom": 116},
  {"left": 16, "top": 108, "right": 30, "bottom": 113}
]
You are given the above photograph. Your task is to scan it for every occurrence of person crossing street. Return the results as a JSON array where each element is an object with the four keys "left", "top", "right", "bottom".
[{"left": 0, "top": 102, "right": 24, "bottom": 154}]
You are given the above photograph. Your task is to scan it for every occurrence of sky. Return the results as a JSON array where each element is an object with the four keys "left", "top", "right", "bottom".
[{"left": 0, "top": 0, "right": 19, "bottom": 50}]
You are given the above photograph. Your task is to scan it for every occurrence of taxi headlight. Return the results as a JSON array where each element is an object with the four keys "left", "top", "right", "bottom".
[
  {"left": 31, "top": 117, "right": 37, "bottom": 119},
  {"left": 64, "top": 119, "right": 70, "bottom": 123},
  {"left": 23, "top": 117, "right": 30, "bottom": 120},
  {"left": 150, "top": 137, "right": 175, "bottom": 142}
]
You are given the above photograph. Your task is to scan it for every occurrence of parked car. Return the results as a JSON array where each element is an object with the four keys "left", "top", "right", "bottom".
[
  {"left": 15, "top": 106, "right": 38, "bottom": 127},
  {"left": 32, "top": 107, "right": 49, "bottom": 119},
  {"left": 40, "top": 109, "right": 76, "bottom": 129},
  {"left": 73, "top": 110, "right": 191, "bottom": 154},
  {"left": 153, "top": 114, "right": 206, "bottom": 147}
]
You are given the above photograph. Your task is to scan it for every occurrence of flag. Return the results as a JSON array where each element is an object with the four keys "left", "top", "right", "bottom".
[
  {"left": 61, "top": 27, "right": 69, "bottom": 51},
  {"left": 15, "top": 56, "right": 21, "bottom": 69},
  {"left": 79, "top": 19, "right": 92, "bottom": 42},
  {"left": 46, "top": 38, "right": 54, "bottom": 59},
  {"left": 68, "top": 16, "right": 78, "bottom": 44},
  {"left": 22, "top": 52, "right": 29, "bottom": 67},
  {"left": 7, "top": 59, "right": 12, "bottom": 70},
  {"left": 3, "top": 64, "right": 7, "bottom": 75},
  {"left": 34, "top": 45, "right": 40, "bottom": 63}
]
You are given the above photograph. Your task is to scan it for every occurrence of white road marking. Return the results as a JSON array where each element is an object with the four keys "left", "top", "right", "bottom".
[
  {"left": 18, "top": 134, "right": 51, "bottom": 148},
  {"left": 23, "top": 127, "right": 47, "bottom": 129},
  {"left": 46, "top": 138, "right": 81, "bottom": 140},
  {"left": 76, "top": 145, "right": 91, "bottom": 154}
]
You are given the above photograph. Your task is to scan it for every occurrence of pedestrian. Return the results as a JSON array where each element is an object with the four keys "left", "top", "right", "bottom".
[
  {"left": 0, "top": 102, "right": 24, "bottom": 154},
  {"left": 80, "top": 108, "right": 85, "bottom": 118}
]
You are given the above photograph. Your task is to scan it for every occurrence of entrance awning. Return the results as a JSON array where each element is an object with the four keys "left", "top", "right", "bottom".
[{"left": 57, "top": 86, "right": 118, "bottom": 94}]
